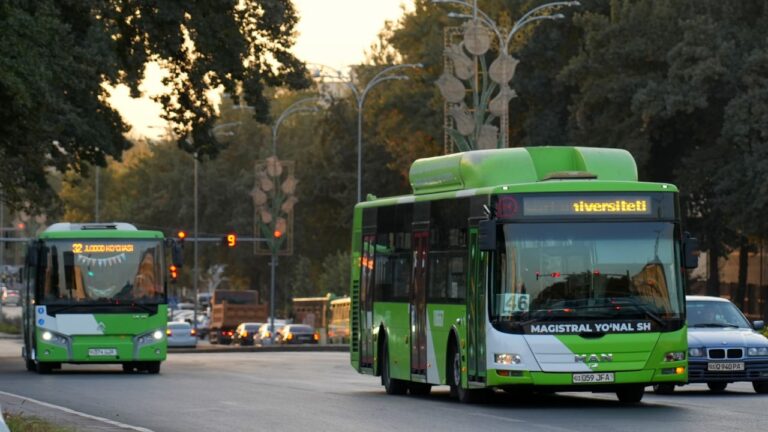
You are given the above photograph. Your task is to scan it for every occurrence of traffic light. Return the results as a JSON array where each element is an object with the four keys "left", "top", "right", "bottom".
[
  {"left": 273, "top": 230, "right": 283, "bottom": 239},
  {"left": 225, "top": 233, "right": 237, "bottom": 248},
  {"left": 177, "top": 230, "right": 187, "bottom": 242},
  {"left": 169, "top": 265, "right": 178, "bottom": 283}
]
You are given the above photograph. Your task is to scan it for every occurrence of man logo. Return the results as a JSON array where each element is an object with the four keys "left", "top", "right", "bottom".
[{"left": 575, "top": 353, "right": 613, "bottom": 363}]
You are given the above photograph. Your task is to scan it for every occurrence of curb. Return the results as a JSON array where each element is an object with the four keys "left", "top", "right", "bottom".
[
  {"left": 169, "top": 344, "right": 349, "bottom": 354},
  {"left": 0, "top": 334, "right": 21, "bottom": 340}
]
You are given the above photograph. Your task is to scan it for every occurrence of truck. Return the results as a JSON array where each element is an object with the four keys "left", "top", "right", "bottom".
[{"left": 208, "top": 290, "right": 268, "bottom": 344}]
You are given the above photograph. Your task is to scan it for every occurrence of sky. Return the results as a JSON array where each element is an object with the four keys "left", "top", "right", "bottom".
[{"left": 111, "top": 0, "right": 411, "bottom": 140}]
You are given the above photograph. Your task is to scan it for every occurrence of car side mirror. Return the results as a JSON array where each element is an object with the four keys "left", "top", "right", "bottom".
[
  {"left": 683, "top": 233, "right": 699, "bottom": 269},
  {"left": 753, "top": 320, "right": 765, "bottom": 331}
]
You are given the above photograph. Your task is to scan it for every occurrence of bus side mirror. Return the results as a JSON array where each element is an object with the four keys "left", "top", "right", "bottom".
[
  {"left": 683, "top": 233, "right": 699, "bottom": 269},
  {"left": 172, "top": 241, "right": 184, "bottom": 268},
  {"left": 26, "top": 244, "right": 38, "bottom": 267},
  {"left": 478, "top": 219, "right": 497, "bottom": 251}
]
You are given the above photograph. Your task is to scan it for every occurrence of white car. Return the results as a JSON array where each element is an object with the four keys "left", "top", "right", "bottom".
[{"left": 166, "top": 322, "right": 198, "bottom": 348}]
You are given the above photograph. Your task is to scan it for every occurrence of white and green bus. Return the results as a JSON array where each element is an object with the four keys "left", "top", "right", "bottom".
[
  {"left": 350, "top": 147, "right": 698, "bottom": 403},
  {"left": 22, "top": 222, "right": 180, "bottom": 374}
]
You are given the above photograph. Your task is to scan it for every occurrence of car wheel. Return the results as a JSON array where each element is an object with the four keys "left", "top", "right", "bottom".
[
  {"left": 616, "top": 385, "right": 645, "bottom": 403},
  {"left": 653, "top": 384, "right": 676, "bottom": 395},
  {"left": 381, "top": 340, "right": 407, "bottom": 395},
  {"left": 752, "top": 381, "right": 768, "bottom": 394},
  {"left": 707, "top": 382, "right": 727, "bottom": 392}
]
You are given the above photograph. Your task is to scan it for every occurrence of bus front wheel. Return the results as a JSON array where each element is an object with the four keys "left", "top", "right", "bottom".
[
  {"left": 145, "top": 361, "right": 161, "bottom": 374},
  {"left": 381, "top": 342, "right": 407, "bottom": 395},
  {"left": 616, "top": 385, "right": 644, "bottom": 403},
  {"left": 449, "top": 346, "right": 488, "bottom": 403}
]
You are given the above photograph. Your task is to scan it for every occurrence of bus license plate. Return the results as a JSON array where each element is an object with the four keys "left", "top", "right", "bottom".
[
  {"left": 572, "top": 372, "right": 614, "bottom": 384},
  {"left": 707, "top": 362, "right": 744, "bottom": 371},
  {"left": 88, "top": 348, "right": 117, "bottom": 357}
]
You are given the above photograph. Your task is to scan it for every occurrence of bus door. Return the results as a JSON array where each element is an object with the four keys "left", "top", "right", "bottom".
[
  {"left": 359, "top": 234, "right": 376, "bottom": 369},
  {"left": 410, "top": 229, "right": 429, "bottom": 378},
  {"left": 466, "top": 228, "right": 487, "bottom": 382}
]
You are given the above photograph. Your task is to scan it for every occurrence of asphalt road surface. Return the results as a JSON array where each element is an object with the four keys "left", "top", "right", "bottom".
[{"left": 0, "top": 338, "right": 766, "bottom": 432}]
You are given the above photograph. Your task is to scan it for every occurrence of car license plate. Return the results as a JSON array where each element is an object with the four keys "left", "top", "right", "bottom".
[
  {"left": 572, "top": 372, "right": 615, "bottom": 383},
  {"left": 88, "top": 348, "right": 117, "bottom": 356},
  {"left": 707, "top": 362, "right": 745, "bottom": 371}
]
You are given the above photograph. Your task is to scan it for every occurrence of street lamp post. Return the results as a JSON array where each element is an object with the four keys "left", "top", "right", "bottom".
[
  {"left": 266, "top": 96, "right": 323, "bottom": 343},
  {"left": 311, "top": 63, "right": 422, "bottom": 202},
  {"left": 432, "top": 0, "right": 579, "bottom": 149}
]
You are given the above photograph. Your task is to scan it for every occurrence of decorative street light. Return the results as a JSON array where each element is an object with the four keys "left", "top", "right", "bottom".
[
  {"left": 311, "top": 63, "right": 423, "bottom": 202},
  {"left": 262, "top": 96, "right": 324, "bottom": 343},
  {"left": 432, "top": 0, "right": 579, "bottom": 150}
]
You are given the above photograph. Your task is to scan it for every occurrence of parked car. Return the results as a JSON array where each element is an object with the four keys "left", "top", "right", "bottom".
[
  {"left": 1, "top": 288, "right": 20, "bottom": 306},
  {"left": 277, "top": 324, "right": 319, "bottom": 345},
  {"left": 256, "top": 322, "right": 286, "bottom": 346},
  {"left": 166, "top": 322, "right": 198, "bottom": 348},
  {"left": 233, "top": 322, "right": 263, "bottom": 346},
  {"left": 654, "top": 296, "right": 768, "bottom": 394}
]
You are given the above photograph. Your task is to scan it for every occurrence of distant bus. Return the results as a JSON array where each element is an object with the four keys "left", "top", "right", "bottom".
[
  {"left": 292, "top": 295, "right": 331, "bottom": 330},
  {"left": 350, "top": 147, "right": 698, "bottom": 403},
  {"left": 328, "top": 297, "right": 350, "bottom": 344},
  {"left": 21, "top": 222, "right": 181, "bottom": 374}
]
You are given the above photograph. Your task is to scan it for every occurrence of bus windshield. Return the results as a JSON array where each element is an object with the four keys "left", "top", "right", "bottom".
[
  {"left": 490, "top": 222, "right": 683, "bottom": 330},
  {"left": 39, "top": 239, "right": 165, "bottom": 305}
]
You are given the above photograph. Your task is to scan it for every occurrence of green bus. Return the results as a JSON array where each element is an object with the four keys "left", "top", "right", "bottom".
[
  {"left": 21, "top": 222, "right": 180, "bottom": 374},
  {"left": 350, "top": 147, "right": 698, "bottom": 403}
]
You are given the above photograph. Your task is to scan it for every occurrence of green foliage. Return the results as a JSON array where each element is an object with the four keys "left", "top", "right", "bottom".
[
  {"left": 0, "top": 0, "right": 308, "bottom": 213},
  {"left": 318, "top": 251, "right": 351, "bottom": 297},
  {"left": 3, "top": 411, "right": 74, "bottom": 432}
]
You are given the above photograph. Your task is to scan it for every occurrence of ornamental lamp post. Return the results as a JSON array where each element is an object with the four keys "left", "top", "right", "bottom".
[{"left": 432, "top": 0, "right": 579, "bottom": 150}]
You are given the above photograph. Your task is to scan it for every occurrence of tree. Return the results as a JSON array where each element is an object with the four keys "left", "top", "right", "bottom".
[{"left": 0, "top": 0, "right": 308, "bottom": 213}]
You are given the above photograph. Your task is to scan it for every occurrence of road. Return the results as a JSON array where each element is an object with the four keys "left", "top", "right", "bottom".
[{"left": 0, "top": 337, "right": 766, "bottom": 432}]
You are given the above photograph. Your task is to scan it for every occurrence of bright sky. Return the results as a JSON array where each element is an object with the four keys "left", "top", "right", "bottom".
[{"left": 112, "top": 0, "right": 410, "bottom": 140}]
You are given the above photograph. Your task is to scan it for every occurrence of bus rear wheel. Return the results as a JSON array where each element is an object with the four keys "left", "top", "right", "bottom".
[{"left": 381, "top": 341, "right": 407, "bottom": 395}]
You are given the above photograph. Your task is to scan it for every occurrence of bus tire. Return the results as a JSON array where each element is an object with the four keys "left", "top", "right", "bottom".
[
  {"left": 25, "top": 359, "right": 37, "bottom": 372},
  {"left": 145, "top": 361, "right": 161, "bottom": 374},
  {"left": 36, "top": 362, "right": 53, "bottom": 374},
  {"left": 616, "top": 385, "right": 644, "bottom": 403},
  {"left": 409, "top": 382, "right": 432, "bottom": 396},
  {"left": 653, "top": 384, "right": 675, "bottom": 395},
  {"left": 381, "top": 342, "right": 407, "bottom": 395},
  {"left": 449, "top": 345, "right": 487, "bottom": 404}
]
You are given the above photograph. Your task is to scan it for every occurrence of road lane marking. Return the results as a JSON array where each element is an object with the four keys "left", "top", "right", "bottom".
[{"left": 0, "top": 390, "right": 154, "bottom": 432}]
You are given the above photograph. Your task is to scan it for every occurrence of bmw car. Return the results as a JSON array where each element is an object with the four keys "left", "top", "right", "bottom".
[{"left": 655, "top": 296, "right": 768, "bottom": 394}]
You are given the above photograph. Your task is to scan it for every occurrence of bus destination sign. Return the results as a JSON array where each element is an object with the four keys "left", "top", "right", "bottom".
[
  {"left": 522, "top": 196, "right": 651, "bottom": 217},
  {"left": 527, "top": 321, "right": 654, "bottom": 334},
  {"left": 71, "top": 243, "right": 135, "bottom": 254}
]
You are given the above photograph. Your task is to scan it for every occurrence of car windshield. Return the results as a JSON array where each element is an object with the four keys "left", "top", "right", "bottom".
[
  {"left": 687, "top": 300, "right": 751, "bottom": 328},
  {"left": 491, "top": 222, "right": 684, "bottom": 328},
  {"left": 40, "top": 239, "right": 165, "bottom": 305},
  {"left": 245, "top": 325, "right": 261, "bottom": 331},
  {"left": 288, "top": 325, "right": 313, "bottom": 333},
  {"left": 169, "top": 323, "right": 190, "bottom": 330}
]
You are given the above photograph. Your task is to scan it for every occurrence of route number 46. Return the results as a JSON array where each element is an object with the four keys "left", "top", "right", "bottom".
[{"left": 501, "top": 293, "right": 530, "bottom": 314}]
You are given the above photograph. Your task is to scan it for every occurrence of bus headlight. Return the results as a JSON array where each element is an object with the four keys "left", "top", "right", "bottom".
[
  {"left": 747, "top": 347, "right": 768, "bottom": 356},
  {"left": 495, "top": 353, "right": 522, "bottom": 365},
  {"left": 42, "top": 331, "right": 53, "bottom": 341},
  {"left": 41, "top": 330, "right": 69, "bottom": 346},
  {"left": 664, "top": 351, "right": 685, "bottom": 361},
  {"left": 153, "top": 330, "right": 163, "bottom": 340},
  {"left": 688, "top": 348, "right": 704, "bottom": 357}
]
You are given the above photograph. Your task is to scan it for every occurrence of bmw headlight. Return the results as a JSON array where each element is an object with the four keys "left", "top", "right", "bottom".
[
  {"left": 688, "top": 347, "right": 704, "bottom": 357},
  {"left": 747, "top": 347, "right": 768, "bottom": 356}
]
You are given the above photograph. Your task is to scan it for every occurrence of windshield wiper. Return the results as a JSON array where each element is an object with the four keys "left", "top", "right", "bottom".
[
  {"left": 609, "top": 297, "right": 667, "bottom": 329},
  {"left": 691, "top": 323, "right": 740, "bottom": 328}
]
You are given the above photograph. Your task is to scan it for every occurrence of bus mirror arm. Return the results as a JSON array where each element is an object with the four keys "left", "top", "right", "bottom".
[{"left": 683, "top": 232, "right": 699, "bottom": 270}]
